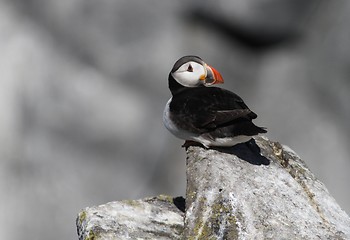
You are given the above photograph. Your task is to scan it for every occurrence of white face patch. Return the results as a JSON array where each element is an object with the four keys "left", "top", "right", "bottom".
[{"left": 171, "top": 61, "right": 206, "bottom": 87}]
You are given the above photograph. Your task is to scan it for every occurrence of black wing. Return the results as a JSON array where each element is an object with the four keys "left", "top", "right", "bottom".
[{"left": 170, "top": 87, "right": 260, "bottom": 133}]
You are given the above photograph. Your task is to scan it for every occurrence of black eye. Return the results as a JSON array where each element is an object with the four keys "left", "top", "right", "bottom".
[{"left": 187, "top": 64, "right": 193, "bottom": 72}]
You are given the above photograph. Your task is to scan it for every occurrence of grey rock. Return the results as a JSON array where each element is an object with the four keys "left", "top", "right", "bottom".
[
  {"left": 184, "top": 136, "right": 350, "bottom": 239},
  {"left": 77, "top": 136, "right": 350, "bottom": 239},
  {"left": 77, "top": 195, "right": 184, "bottom": 240}
]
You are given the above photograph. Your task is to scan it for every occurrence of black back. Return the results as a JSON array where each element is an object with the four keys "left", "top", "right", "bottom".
[{"left": 169, "top": 75, "right": 266, "bottom": 137}]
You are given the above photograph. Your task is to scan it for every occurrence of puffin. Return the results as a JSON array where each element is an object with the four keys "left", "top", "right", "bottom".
[{"left": 163, "top": 55, "right": 266, "bottom": 148}]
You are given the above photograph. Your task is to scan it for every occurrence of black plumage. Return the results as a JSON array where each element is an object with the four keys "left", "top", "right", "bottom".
[
  {"left": 164, "top": 56, "right": 266, "bottom": 147},
  {"left": 169, "top": 74, "right": 266, "bottom": 138}
]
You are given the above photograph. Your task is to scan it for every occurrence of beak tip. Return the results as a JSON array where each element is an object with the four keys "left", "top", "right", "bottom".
[{"left": 210, "top": 66, "right": 224, "bottom": 84}]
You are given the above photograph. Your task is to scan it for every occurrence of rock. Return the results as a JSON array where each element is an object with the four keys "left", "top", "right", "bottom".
[
  {"left": 76, "top": 195, "right": 184, "bottom": 240},
  {"left": 76, "top": 136, "right": 350, "bottom": 239},
  {"left": 184, "top": 136, "right": 350, "bottom": 239}
]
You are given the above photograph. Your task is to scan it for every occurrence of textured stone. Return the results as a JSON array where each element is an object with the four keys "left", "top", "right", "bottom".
[
  {"left": 76, "top": 195, "right": 184, "bottom": 240},
  {"left": 77, "top": 136, "right": 350, "bottom": 239},
  {"left": 184, "top": 136, "right": 350, "bottom": 239}
]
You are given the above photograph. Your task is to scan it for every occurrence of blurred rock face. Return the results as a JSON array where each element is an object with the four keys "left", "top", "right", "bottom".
[
  {"left": 191, "top": 0, "right": 316, "bottom": 46},
  {"left": 1, "top": 0, "right": 350, "bottom": 240}
]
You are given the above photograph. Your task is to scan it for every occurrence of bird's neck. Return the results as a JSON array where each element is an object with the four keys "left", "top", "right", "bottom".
[{"left": 168, "top": 73, "right": 203, "bottom": 95}]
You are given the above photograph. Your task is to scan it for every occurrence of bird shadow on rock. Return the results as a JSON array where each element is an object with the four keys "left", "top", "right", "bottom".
[
  {"left": 213, "top": 139, "right": 270, "bottom": 166},
  {"left": 184, "top": 139, "right": 270, "bottom": 166},
  {"left": 172, "top": 196, "right": 186, "bottom": 213}
]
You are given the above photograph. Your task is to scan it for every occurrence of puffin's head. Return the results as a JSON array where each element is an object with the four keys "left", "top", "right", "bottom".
[{"left": 170, "top": 56, "right": 224, "bottom": 87}]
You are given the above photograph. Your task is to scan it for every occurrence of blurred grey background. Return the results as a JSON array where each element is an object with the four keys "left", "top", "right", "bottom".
[{"left": 1, "top": 0, "right": 350, "bottom": 239}]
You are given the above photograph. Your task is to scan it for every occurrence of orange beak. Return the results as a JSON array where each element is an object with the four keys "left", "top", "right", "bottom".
[
  {"left": 202, "top": 64, "right": 224, "bottom": 85},
  {"left": 208, "top": 65, "right": 224, "bottom": 84}
]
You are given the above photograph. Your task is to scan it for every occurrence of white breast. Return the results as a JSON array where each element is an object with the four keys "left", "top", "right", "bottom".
[{"left": 163, "top": 98, "right": 195, "bottom": 140}]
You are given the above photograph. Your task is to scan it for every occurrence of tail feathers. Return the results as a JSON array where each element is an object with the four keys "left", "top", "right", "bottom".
[
  {"left": 207, "top": 121, "right": 267, "bottom": 139},
  {"left": 257, "top": 126, "right": 267, "bottom": 134}
]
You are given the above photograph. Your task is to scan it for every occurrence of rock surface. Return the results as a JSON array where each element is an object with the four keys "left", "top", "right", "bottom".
[
  {"left": 77, "top": 136, "right": 350, "bottom": 239},
  {"left": 184, "top": 136, "right": 350, "bottom": 239},
  {"left": 77, "top": 195, "right": 184, "bottom": 240}
]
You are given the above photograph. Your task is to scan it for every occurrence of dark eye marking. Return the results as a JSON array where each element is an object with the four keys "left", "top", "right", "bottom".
[{"left": 187, "top": 64, "right": 193, "bottom": 72}]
